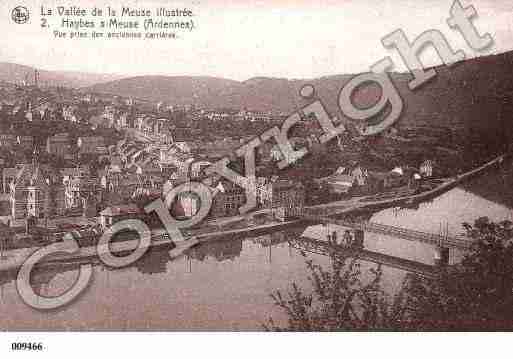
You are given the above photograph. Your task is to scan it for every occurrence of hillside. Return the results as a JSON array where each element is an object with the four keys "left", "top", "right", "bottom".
[
  {"left": 88, "top": 75, "right": 242, "bottom": 107},
  {"left": 0, "top": 62, "right": 125, "bottom": 88},
  {"left": 86, "top": 50, "right": 513, "bottom": 125}
]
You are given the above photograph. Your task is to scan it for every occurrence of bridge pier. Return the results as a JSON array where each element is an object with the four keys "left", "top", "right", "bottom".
[
  {"left": 325, "top": 227, "right": 364, "bottom": 249},
  {"left": 434, "top": 246, "right": 450, "bottom": 266},
  {"left": 353, "top": 229, "right": 364, "bottom": 249},
  {"left": 327, "top": 230, "right": 338, "bottom": 245}
]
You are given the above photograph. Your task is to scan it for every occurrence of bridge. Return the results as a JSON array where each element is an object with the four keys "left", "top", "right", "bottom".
[
  {"left": 302, "top": 214, "right": 472, "bottom": 250},
  {"left": 289, "top": 238, "right": 440, "bottom": 278}
]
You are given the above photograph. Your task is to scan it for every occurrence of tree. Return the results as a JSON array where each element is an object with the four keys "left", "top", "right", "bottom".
[
  {"left": 402, "top": 217, "right": 513, "bottom": 330},
  {"left": 268, "top": 217, "right": 513, "bottom": 331},
  {"left": 265, "top": 251, "right": 407, "bottom": 331}
]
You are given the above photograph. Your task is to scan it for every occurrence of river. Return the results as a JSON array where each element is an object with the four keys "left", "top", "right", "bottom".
[{"left": 0, "top": 164, "right": 512, "bottom": 330}]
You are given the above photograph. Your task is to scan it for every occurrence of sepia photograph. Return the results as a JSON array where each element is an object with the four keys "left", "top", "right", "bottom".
[{"left": 1, "top": 0, "right": 513, "bottom": 355}]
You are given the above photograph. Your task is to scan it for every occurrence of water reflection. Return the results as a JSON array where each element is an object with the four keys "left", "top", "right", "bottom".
[
  {"left": 0, "top": 167, "right": 511, "bottom": 330},
  {"left": 135, "top": 245, "right": 173, "bottom": 275},
  {"left": 188, "top": 239, "right": 243, "bottom": 262}
]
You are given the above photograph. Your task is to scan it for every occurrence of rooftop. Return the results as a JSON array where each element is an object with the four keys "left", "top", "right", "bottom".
[{"left": 99, "top": 204, "right": 142, "bottom": 216}]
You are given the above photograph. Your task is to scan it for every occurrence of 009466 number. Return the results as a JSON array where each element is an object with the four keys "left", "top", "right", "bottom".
[{"left": 11, "top": 342, "right": 44, "bottom": 351}]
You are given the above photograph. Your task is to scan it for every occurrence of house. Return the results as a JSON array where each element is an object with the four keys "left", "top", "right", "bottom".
[
  {"left": 89, "top": 115, "right": 109, "bottom": 129},
  {"left": 255, "top": 177, "right": 272, "bottom": 206},
  {"left": 268, "top": 180, "right": 305, "bottom": 221},
  {"left": 154, "top": 118, "right": 168, "bottom": 135},
  {"left": 99, "top": 204, "right": 142, "bottom": 228},
  {"left": 60, "top": 166, "right": 91, "bottom": 182},
  {"left": 384, "top": 171, "right": 405, "bottom": 188},
  {"left": 0, "top": 134, "right": 16, "bottom": 149},
  {"left": 61, "top": 166, "right": 97, "bottom": 210},
  {"left": 334, "top": 166, "right": 347, "bottom": 175},
  {"left": 62, "top": 105, "right": 78, "bottom": 122},
  {"left": 190, "top": 161, "right": 212, "bottom": 179},
  {"left": 366, "top": 172, "right": 388, "bottom": 192},
  {"left": 137, "top": 115, "right": 156, "bottom": 134},
  {"left": 137, "top": 172, "right": 164, "bottom": 191},
  {"left": 170, "top": 192, "right": 200, "bottom": 219},
  {"left": 351, "top": 166, "right": 368, "bottom": 186},
  {"left": 367, "top": 167, "right": 417, "bottom": 191},
  {"left": 270, "top": 145, "right": 283, "bottom": 162},
  {"left": 116, "top": 112, "right": 128, "bottom": 128},
  {"left": 410, "top": 173, "right": 422, "bottom": 190},
  {"left": 135, "top": 162, "right": 162, "bottom": 178},
  {"left": 257, "top": 141, "right": 274, "bottom": 163},
  {"left": 96, "top": 146, "right": 108, "bottom": 156},
  {"left": 159, "top": 145, "right": 178, "bottom": 163},
  {"left": 8, "top": 163, "right": 66, "bottom": 221},
  {"left": 126, "top": 112, "right": 136, "bottom": 128},
  {"left": 420, "top": 160, "right": 434, "bottom": 178},
  {"left": 113, "top": 174, "right": 141, "bottom": 199},
  {"left": 269, "top": 138, "right": 307, "bottom": 162},
  {"left": 77, "top": 136, "right": 106, "bottom": 155},
  {"left": 46, "top": 133, "right": 70, "bottom": 157},
  {"left": 327, "top": 175, "right": 355, "bottom": 194},
  {"left": 401, "top": 166, "right": 422, "bottom": 189},
  {"left": 159, "top": 162, "right": 178, "bottom": 178},
  {"left": 176, "top": 157, "right": 194, "bottom": 180},
  {"left": 16, "top": 136, "right": 34, "bottom": 151},
  {"left": 210, "top": 179, "right": 247, "bottom": 218},
  {"left": 3, "top": 167, "right": 20, "bottom": 193},
  {"left": 63, "top": 177, "right": 100, "bottom": 210},
  {"left": 391, "top": 166, "right": 404, "bottom": 176},
  {"left": 317, "top": 165, "right": 368, "bottom": 195},
  {"left": 107, "top": 156, "right": 123, "bottom": 173},
  {"left": 119, "top": 143, "right": 141, "bottom": 164},
  {"left": 366, "top": 171, "right": 405, "bottom": 191}
]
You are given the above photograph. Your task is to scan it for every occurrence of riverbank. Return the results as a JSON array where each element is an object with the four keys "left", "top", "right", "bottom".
[
  {"left": 311, "top": 153, "right": 507, "bottom": 217},
  {"left": 0, "top": 236, "right": 199, "bottom": 272},
  {"left": 0, "top": 153, "right": 506, "bottom": 273}
]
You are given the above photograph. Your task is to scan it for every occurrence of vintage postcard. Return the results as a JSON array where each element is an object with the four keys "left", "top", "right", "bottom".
[{"left": 0, "top": 0, "right": 513, "bottom": 348}]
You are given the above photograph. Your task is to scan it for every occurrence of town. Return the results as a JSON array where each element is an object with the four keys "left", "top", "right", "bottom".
[
  {"left": 0, "top": 68, "right": 486, "bottom": 256},
  {"left": 2, "top": 0, "right": 513, "bottom": 339}
]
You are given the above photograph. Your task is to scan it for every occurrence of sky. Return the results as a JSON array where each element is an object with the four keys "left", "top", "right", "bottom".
[{"left": 1, "top": 0, "right": 512, "bottom": 80}]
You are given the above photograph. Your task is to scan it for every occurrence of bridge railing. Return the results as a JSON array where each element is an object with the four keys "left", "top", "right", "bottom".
[{"left": 300, "top": 214, "right": 471, "bottom": 249}]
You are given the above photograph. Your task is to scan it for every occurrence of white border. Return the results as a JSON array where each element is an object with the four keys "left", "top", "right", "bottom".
[{"left": 0, "top": 332, "right": 510, "bottom": 359}]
